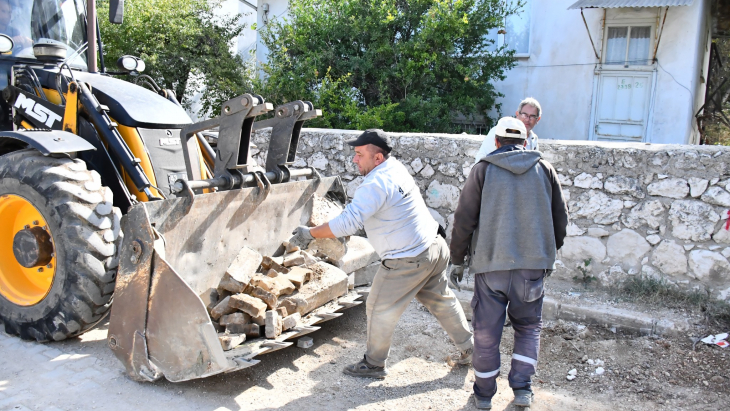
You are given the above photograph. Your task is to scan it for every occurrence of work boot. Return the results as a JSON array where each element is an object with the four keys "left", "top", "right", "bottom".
[
  {"left": 513, "top": 389, "right": 533, "bottom": 407},
  {"left": 343, "top": 356, "right": 387, "bottom": 379},
  {"left": 448, "top": 346, "right": 473, "bottom": 366},
  {"left": 473, "top": 394, "right": 492, "bottom": 409}
]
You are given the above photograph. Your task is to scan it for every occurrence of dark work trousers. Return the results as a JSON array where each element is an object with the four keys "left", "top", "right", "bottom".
[{"left": 471, "top": 269, "right": 545, "bottom": 400}]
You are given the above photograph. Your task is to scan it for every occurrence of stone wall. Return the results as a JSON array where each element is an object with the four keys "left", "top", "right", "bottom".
[{"left": 251, "top": 129, "right": 730, "bottom": 300}]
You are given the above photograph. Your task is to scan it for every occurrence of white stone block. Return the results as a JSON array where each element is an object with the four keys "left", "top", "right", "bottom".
[
  {"left": 688, "top": 250, "right": 730, "bottom": 281},
  {"left": 647, "top": 178, "right": 689, "bottom": 199},
  {"left": 701, "top": 186, "right": 730, "bottom": 207},
  {"left": 604, "top": 176, "right": 643, "bottom": 198},
  {"left": 574, "top": 173, "right": 603, "bottom": 189},
  {"left": 622, "top": 200, "right": 664, "bottom": 229},
  {"left": 425, "top": 180, "right": 460, "bottom": 211},
  {"left": 570, "top": 190, "right": 623, "bottom": 225},
  {"left": 566, "top": 223, "right": 585, "bottom": 237},
  {"left": 669, "top": 200, "right": 720, "bottom": 241},
  {"left": 606, "top": 229, "right": 651, "bottom": 268},
  {"left": 560, "top": 236, "right": 606, "bottom": 264},
  {"left": 646, "top": 235, "right": 661, "bottom": 245},
  {"left": 651, "top": 240, "right": 687, "bottom": 276},
  {"left": 587, "top": 227, "right": 609, "bottom": 238},
  {"left": 688, "top": 177, "right": 709, "bottom": 198}
]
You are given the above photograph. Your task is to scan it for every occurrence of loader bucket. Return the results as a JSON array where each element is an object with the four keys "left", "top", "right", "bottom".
[{"left": 107, "top": 175, "right": 354, "bottom": 382}]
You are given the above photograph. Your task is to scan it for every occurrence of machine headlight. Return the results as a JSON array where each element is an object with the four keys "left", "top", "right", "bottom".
[
  {"left": 0, "top": 35, "right": 13, "bottom": 54},
  {"left": 119, "top": 55, "right": 138, "bottom": 71},
  {"left": 135, "top": 59, "right": 145, "bottom": 73}
]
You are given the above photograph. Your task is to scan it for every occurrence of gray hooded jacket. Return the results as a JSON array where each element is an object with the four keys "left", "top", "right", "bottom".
[{"left": 450, "top": 145, "right": 568, "bottom": 274}]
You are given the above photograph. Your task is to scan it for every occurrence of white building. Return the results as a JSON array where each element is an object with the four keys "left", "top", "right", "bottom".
[
  {"left": 248, "top": 0, "right": 711, "bottom": 144},
  {"left": 487, "top": 0, "right": 711, "bottom": 144}
]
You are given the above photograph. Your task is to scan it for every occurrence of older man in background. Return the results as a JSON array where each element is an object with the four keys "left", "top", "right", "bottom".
[{"left": 474, "top": 97, "right": 542, "bottom": 163}]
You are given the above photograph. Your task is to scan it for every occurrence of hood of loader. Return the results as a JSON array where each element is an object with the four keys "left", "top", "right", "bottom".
[{"left": 108, "top": 175, "right": 368, "bottom": 383}]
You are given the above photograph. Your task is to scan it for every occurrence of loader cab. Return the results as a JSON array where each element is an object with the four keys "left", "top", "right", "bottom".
[{"left": 0, "top": 0, "right": 88, "bottom": 130}]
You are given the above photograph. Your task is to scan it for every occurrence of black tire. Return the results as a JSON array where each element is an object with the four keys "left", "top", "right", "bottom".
[{"left": 0, "top": 149, "right": 122, "bottom": 341}]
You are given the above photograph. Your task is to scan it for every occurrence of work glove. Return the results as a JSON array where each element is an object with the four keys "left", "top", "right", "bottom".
[
  {"left": 449, "top": 264, "right": 464, "bottom": 292},
  {"left": 289, "top": 226, "right": 314, "bottom": 250}
]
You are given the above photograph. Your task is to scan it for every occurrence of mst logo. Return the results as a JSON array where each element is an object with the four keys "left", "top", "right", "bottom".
[{"left": 14, "top": 93, "right": 62, "bottom": 128}]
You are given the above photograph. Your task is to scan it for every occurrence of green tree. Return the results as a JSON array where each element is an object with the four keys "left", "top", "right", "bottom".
[
  {"left": 98, "top": 0, "right": 254, "bottom": 117},
  {"left": 258, "top": 0, "right": 519, "bottom": 132}
]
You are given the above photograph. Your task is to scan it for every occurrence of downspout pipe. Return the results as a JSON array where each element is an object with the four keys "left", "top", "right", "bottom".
[
  {"left": 87, "top": 0, "right": 98, "bottom": 73},
  {"left": 652, "top": 7, "right": 669, "bottom": 61},
  {"left": 581, "top": 8, "right": 600, "bottom": 61}
]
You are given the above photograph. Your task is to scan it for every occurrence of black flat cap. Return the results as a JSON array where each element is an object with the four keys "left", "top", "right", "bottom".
[{"left": 346, "top": 129, "right": 392, "bottom": 153}]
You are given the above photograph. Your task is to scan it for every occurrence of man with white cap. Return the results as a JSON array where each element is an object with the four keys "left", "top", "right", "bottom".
[
  {"left": 474, "top": 97, "right": 542, "bottom": 163},
  {"left": 449, "top": 117, "right": 568, "bottom": 409}
]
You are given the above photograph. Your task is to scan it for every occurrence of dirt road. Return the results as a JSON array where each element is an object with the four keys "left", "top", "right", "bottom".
[{"left": 1, "top": 296, "right": 728, "bottom": 411}]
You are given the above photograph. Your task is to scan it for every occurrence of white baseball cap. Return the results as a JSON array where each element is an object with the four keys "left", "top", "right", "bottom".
[{"left": 494, "top": 117, "right": 527, "bottom": 139}]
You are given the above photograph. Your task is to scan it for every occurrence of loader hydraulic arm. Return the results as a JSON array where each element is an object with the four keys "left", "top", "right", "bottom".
[{"left": 76, "top": 81, "right": 157, "bottom": 199}]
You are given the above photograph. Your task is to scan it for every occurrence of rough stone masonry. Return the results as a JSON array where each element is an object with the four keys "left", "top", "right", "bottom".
[{"left": 251, "top": 128, "right": 730, "bottom": 301}]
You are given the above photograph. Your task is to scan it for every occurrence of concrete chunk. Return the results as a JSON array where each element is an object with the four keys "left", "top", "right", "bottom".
[
  {"left": 278, "top": 298, "right": 298, "bottom": 316},
  {"left": 285, "top": 266, "right": 312, "bottom": 288},
  {"left": 210, "top": 296, "right": 237, "bottom": 320},
  {"left": 218, "top": 333, "right": 245, "bottom": 351},
  {"left": 282, "top": 313, "right": 301, "bottom": 331},
  {"left": 297, "top": 336, "right": 313, "bottom": 348},
  {"left": 226, "top": 245, "right": 263, "bottom": 284},
  {"left": 282, "top": 251, "right": 306, "bottom": 267},
  {"left": 308, "top": 194, "right": 343, "bottom": 226},
  {"left": 251, "top": 275, "right": 280, "bottom": 295},
  {"left": 280, "top": 262, "right": 348, "bottom": 315},
  {"left": 248, "top": 286, "right": 277, "bottom": 310},
  {"left": 276, "top": 306, "right": 289, "bottom": 318},
  {"left": 307, "top": 238, "right": 348, "bottom": 263},
  {"left": 272, "top": 276, "right": 296, "bottom": 296},
  {"left": 226, "top": 323, "right": 249, "bottom": 334},
  {"left": 219, "top": 312, "right": 250, "bottom": 327},
  {"left": 229, "top": 293, "right": 267, "bottom": 318},
  {"left": 265, "top": 311, "right": 282, "bottom": 339},
  {"left": 261, "top": 256, "right": 290, "bottom": 274},
  {"left": 242, "top": 323, "right": 260, "bottom": 338},
  {"left": 251, "top": 314, "right": 266, "bottom": 326},
  {"left": 217, "top": 272, "right": 252, "bottom": 294},
  {"left": 332, "top": 236, "right": 379, "bottom": 273},
  {"left": 283, "top": 241, "right": 300, "bottom": 254}
]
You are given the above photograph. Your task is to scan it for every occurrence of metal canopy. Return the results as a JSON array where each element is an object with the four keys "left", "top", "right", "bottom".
[{"left": 568, "top": 0, "right": 695, "bottom": 9}]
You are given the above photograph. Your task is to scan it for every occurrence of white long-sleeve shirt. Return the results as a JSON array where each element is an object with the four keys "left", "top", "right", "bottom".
[
  {"left": 329, "top": 157, "right": 438, "bottom": 260},
  {"left": 473, "top": 128, "right": 538, "bottom": 164}
]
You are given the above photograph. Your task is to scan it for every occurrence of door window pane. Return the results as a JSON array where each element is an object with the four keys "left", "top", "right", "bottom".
[
  {"left": 627, "top": 26, "right": 651, "bottom": 65},
  {"left": 605, "top": 27, "right": 627, "bottom": 65}
]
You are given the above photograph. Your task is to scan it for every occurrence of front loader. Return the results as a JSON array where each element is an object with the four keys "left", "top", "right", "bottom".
[{"left": 0, "top": 0, "right": 369, "bottom": 382}]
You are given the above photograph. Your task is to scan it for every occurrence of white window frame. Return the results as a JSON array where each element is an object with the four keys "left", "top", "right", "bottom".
[
  {"left": 487, "top": 0, "right": 532, "bottom": 58},
  {"left": 601, "top": 19, "right": 656, "bottom": 70}
]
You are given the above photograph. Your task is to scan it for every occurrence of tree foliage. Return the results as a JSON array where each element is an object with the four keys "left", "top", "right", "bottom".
[
  {"left": 258, "top": 0, "right": 519, "bottom": 132},
  {"left": 98, "top": 0, "right": 254, "bottom": 117}
]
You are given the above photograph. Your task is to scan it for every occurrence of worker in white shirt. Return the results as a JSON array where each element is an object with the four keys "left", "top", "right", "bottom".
[
  {"left": 474, "top": 97, "right": 542, "bottom": 163},
  {"left": 289, "top": 129, "right": 473, "bottom": 379}
]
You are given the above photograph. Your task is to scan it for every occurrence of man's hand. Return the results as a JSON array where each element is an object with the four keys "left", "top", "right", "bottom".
[
  {"left": 449, "top": 264, "right": 464, "bottom": 292},
  {"left": 289, "top": 226, "right": 314, "bottom": 250}
]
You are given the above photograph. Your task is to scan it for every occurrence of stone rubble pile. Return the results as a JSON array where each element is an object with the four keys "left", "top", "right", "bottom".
[
  {"left": 204, "top": 194, "right": 355, "bottom": 352},
  {"left": 208, "top": 242, "right": 349, "bottom": 351}
]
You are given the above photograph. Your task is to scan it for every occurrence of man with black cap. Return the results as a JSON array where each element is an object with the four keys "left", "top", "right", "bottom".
[
  {"left": 290, "top": 129, "right": 473, "bottom": 379},
  {"left": 450, "top": 117, "right": 568, "bottom": 409}
]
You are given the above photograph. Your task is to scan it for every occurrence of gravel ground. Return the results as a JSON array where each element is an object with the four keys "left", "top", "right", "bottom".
[{"left": 1, "top": 289, "right": 729, "bottom": 410}]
